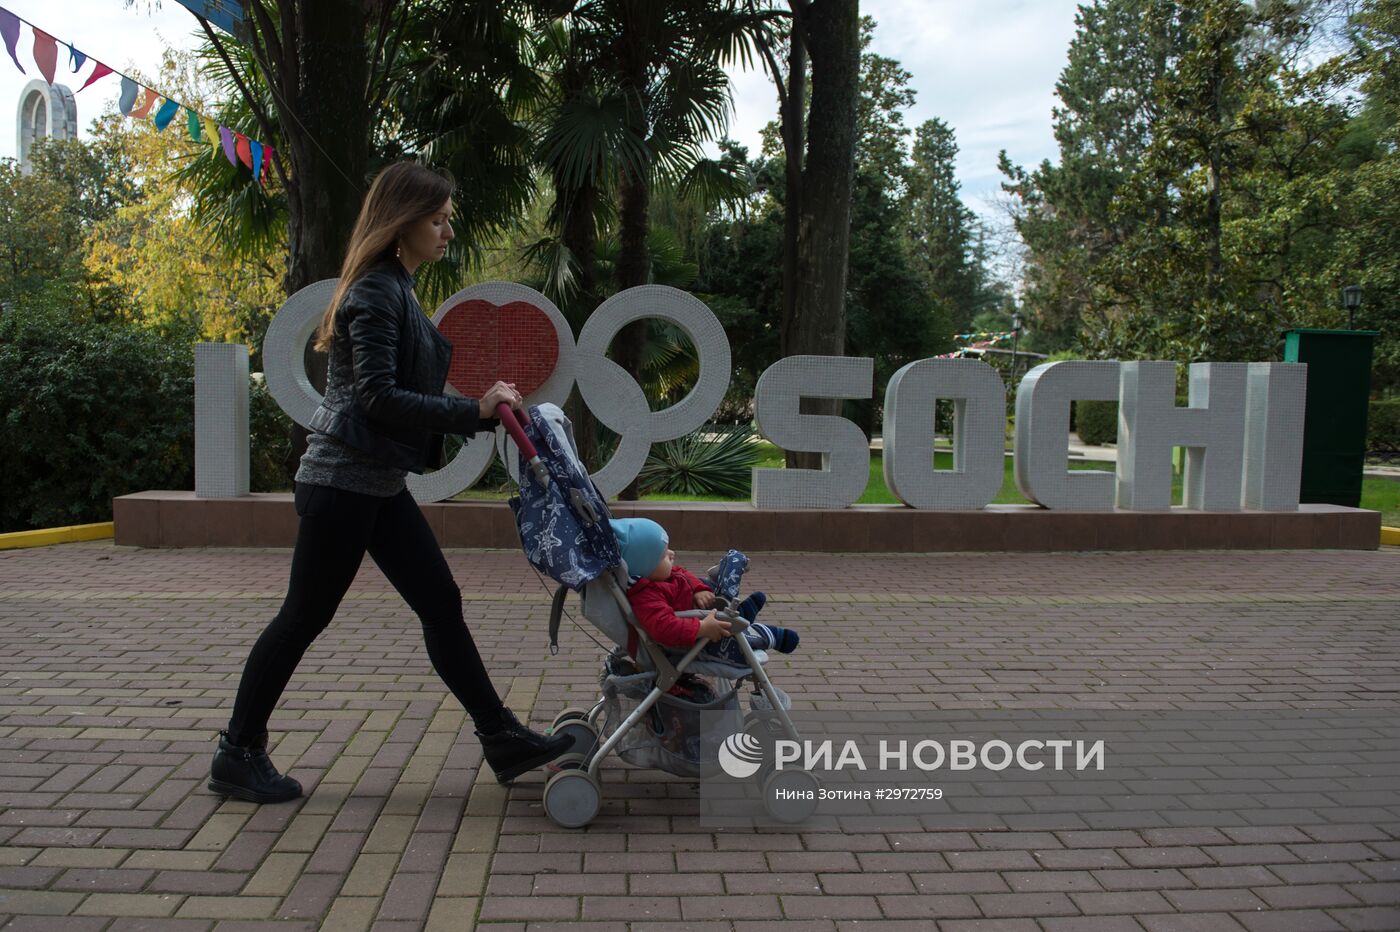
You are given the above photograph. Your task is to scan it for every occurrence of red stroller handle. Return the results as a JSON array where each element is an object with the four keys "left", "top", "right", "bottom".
[
  {"left": 495, "top": 403, "right": 537, "bottom": 459},
  {"left": 496, "top": 403, "right": 550, "bottom": 488}
]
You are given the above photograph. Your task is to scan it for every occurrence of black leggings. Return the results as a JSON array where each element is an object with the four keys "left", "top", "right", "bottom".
[{"left": 226, "top": 482, "right": 504, "bottom": 745}]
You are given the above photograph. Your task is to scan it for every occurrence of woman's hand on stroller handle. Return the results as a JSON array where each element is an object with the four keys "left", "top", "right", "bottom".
[
  {"left": 479, "top": 380, "right": 525, "bottom": 417},
  {"left": 484, "top": 382, "right": 548, "bottom": 484}
]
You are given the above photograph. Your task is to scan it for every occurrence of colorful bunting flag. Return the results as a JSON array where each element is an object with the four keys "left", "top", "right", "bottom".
[
  {"left": 78, "top": 61, "right": 112, "bottom": 91},
  {"left": 31, "top": 26, "right": 55, "bottom": 84},
  {"left": 154, "top": 97, "right": 180, "bottom": 131},
  {"left": 118, "top": 76, "right": 138, "bottom": 115},
  {"left": 218, "top": 126, "right": 237, "bottom": 166},
  {"left": 130, "top": 88, "right": 158, "bottom": 119},
  {"left": 1, "top": 4, "right": 277, "bottom": 187},
  {"left": 234, "top": 132, "right": 252, "bottom": 169},
  {"left": 0, "top": 8, "right": 22, "bottom": 73}
]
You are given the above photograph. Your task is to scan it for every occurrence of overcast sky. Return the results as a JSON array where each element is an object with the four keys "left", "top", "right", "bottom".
[{"left": 5, "top": 0, "right": 1083, "bottom": 218}]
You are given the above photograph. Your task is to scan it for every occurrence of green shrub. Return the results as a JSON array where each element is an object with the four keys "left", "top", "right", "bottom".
[
  {"left": 1369, "top": 398, "right": 1400, "bottom": 452},
  {"left": 0, "top": 302, "right": 195, "bottom": 532},
  {"left": 1076, "top": 399, "right": 1119, "bottom": 446},
  {"left": 249, "top": 374, "right": 295, "bottom": 492},
  {"left": 638, "top": 425, "right": 760, "bottom": 498}
]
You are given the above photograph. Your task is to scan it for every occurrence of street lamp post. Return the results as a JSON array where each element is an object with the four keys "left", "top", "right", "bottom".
[
  {"left": 1010, "top": 312, "right": 1023, "bottom": 383},
  {"left": 1342, "top": 285, "right": 1362, "bottom": 331}
]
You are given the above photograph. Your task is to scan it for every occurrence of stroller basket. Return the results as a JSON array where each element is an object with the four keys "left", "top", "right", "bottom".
[{"left": 601, "top": 670, "right": 744, "bottom": 779}]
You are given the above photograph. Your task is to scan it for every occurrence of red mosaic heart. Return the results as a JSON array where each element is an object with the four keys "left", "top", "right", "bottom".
[{"left": 436, "top": 299, "right": 560, "bottom": 399}]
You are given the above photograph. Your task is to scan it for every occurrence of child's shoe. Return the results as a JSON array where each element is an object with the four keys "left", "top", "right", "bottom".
[{"left": 746, "top": 621, "right": 799, "bottom": 654}]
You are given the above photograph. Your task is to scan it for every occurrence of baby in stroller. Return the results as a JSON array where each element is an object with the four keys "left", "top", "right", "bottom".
[{"left": 609, "top": 517, "right": 800, "bottom": 667}]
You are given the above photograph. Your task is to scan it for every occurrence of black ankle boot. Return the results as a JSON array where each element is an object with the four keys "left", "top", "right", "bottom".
[
  {"left": 209, "top": 731, "right": 303, "bottom": 804},
  {"left": 476, "top": 709, "right": 575, "bottom": 785}
]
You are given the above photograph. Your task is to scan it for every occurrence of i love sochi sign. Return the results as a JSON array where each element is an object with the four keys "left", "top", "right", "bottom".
[{"left": 195, "top": 279, "right": 1307, "bottom": 513}]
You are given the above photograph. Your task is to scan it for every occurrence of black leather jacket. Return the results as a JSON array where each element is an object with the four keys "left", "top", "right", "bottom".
[{"left": 307, "top": 260, "right": 495, "bottom": 473}]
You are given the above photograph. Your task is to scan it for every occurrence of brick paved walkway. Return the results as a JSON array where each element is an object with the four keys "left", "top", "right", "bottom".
[{"left": 1, "top": 541, "right": 1398, "bottom": 931}]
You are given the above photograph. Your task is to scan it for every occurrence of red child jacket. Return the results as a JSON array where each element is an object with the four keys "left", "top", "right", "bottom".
[{"left": 626, "top": 565, "right": 713, "bottom": 652}]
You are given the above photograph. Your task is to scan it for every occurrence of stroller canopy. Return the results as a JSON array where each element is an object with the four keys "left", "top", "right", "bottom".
[{"left": 508, "top": 403, "right": 621, "bottom": 591}]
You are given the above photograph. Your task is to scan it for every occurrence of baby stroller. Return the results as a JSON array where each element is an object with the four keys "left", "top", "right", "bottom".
[{"left": 498, "top": 403, "right": 814, "bottom": 828}]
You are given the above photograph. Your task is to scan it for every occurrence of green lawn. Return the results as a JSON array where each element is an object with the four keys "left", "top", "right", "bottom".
[{"left": 455, "top": 441, "right": 1400, "bottom": 525}]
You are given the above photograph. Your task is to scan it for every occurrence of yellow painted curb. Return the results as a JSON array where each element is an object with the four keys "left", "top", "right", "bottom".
[
  {"left": 1382, "top": 526, "right": 1400, "bottom": 547},
  {"left": 0, "top": 522, "right": 114, "bottom": 551}
]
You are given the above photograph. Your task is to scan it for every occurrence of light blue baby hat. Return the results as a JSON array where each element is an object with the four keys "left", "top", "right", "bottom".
[{"left": 610, "top": 518, "right": 669, "bottom": 578}]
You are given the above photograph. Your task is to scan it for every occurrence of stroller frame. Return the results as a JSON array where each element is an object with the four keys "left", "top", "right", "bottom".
[
  {"left": 551, "top": 570, "right": 801, "bottom": 780},
  {"left": 542, "top": 570, "right": 807, "bottom": 828},
  {"left": 499, "top": 401, "right": 809, "bottom": 827}
]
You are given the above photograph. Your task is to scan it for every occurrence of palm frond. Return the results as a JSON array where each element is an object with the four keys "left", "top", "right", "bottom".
[{"left": 638, "top": 424, "right": 760, "bottom": 498}]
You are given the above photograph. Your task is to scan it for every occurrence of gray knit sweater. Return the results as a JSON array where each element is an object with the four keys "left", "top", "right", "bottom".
[{"left": 294, "top": 341, "right": 408, "bottom": 497}]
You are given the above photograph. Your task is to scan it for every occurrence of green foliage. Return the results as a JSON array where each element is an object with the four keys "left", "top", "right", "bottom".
[
  {"left": 249, "top": 376, "right": 295, "bottom": 492},
  {"left": 637, "top": 425, "right": 761, "bottom": 498},
  {"left": 1368, "top": 398, "right": 1400, "bottom": 453},
  {"left": 0, "top": 301, "right": 195, "bottom": 533},
  {"left": 1076, "top": 399, "right": 1119, "bottom": 446},
  {"left": 1001, "top": 0, "right": 1396, "bottom": 380},
  {"left": 0, "top": 155, "right": 90, "bottom": 309}
]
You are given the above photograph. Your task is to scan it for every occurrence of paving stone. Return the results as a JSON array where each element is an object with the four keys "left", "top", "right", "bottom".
[{"left": 3, "top": 544, "right": 1400, "bottom": 932}]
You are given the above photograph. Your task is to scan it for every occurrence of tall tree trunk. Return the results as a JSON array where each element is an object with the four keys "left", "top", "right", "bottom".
[
  {"left": 264, "top": 0, "right": 373, "bottom": 479},
  {"left": 560, "top": 178, "right": 600, "bottom": 472},
  {"left": 787, "top": 0, "right": 859, "bottom": 470},
  {"left": 779, "top": 3, "right": 808, "bottom": 357},
  {"left": 614, "top": 35, "right": 652, "bottom": 500},
  {"left": 615, "top": 166, "right": 650, "bottom": 499}
]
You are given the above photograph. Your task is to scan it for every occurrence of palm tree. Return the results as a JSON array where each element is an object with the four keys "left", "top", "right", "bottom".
[{"left": 532, "top": 0, "right": 777, "bottom": 494}]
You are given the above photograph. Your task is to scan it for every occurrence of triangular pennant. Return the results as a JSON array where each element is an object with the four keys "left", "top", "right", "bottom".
[
  {"left": 186, "top": 108, "right": 201, "bottom": 142},
  {"left": 32, "top": 28, "right": 57, "bottom": 85},
  {"left": 78, "top": 61, "right": 112, "bottom": 91},
  {"left": 118, "top": 76, "right": 138, "bottom": 115},
  {"left": 219, "top": 126, "right": 237, "bottom": 165},
  {"left": 250, "top": 140, "right": 263, "bottom": 185},
  {"left": 68, "top": 44, "right": 86, "bottom": 73},
  {"left": 153, "top": 97, "right": 180, "bottom": 131},
  {"left": 234, "top": 132, "right": 253, "bottom": 169},
  {"left": 0, "top": 9, "right": 23, "bottom": 74},
  {"left": 201, "top": 117, "right": 219, "bottom": 148},
  {"left": 130, "top": 88, "right": 158, "bottom": 119},
  {"left": 260, "top": 146, "right": 273, "bottom": 183}
]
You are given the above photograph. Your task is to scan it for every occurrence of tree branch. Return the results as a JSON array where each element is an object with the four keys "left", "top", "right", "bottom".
[
  {"left": 754, "top": 30, "right": 787, "bottom": 113},
  {"left": 196, "top": 16, "right": 292, "bottom": 192}
]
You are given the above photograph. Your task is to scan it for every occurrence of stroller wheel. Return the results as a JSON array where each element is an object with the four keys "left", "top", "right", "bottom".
[
  {"left": 550, "top": 717, "right": 600, "bottom": 759},
  {"left": 543, "top": 769, "right": 602, "bottom": 829},
  {"left": 551, "top": 706, "right": 592, "bottom": 729},
  {"left": 761, "top": 767, "right": 820, "bottom": 825},
  {"left": 548, "top": 751, "right": 588, "bottom": 774}
]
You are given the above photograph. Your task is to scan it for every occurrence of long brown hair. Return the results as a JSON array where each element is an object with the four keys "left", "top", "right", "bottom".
[{"left": 313, "top": 161, "right": 455, "bottom": 352}]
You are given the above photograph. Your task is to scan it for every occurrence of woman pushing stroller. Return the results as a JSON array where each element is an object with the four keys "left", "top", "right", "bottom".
[{"left": 209, "top": 161, "right": 574, "bottom": 804}]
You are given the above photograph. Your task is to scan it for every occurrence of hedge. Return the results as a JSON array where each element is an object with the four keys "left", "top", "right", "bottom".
[
  {"left": 1075, "top": 399, "right": 1119, "bottom": 446},
  {"left": 0, "top": 303, "right": 195, "bottom": 532},
  {"left": 1370, "top": 398, "right": 1400, "bottom": 452}
]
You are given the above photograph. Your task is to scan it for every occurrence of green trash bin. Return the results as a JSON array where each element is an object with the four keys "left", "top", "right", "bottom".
[{"left": 1284, "top": 328, "right": 1378, "bottom": 507}]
